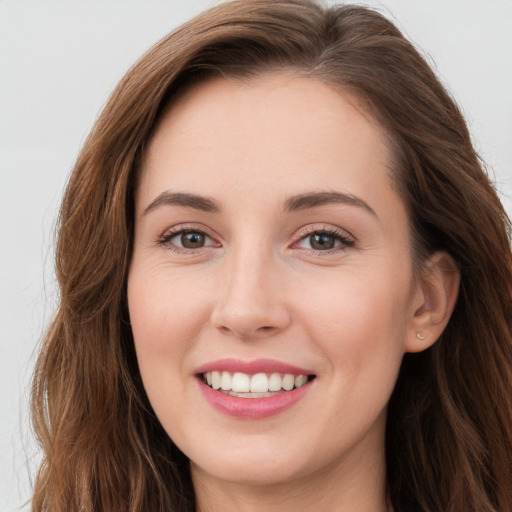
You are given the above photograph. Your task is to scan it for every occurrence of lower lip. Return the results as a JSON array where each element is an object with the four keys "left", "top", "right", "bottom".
[{"left": 198, "top": 379, "right": 313, "bottom": 419}]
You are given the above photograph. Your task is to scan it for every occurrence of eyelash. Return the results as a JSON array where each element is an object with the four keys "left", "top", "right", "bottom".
[
  {"left": 292, "top": 225, "right": 355, "bottom": 255},
  {"left": 157, "top": 225, "right": 219, "bottom": 253},
  {"left": 157, "top": 225, "right": 355, "bottom": 255}
]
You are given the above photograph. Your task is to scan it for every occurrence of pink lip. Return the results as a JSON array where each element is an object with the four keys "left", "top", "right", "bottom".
[
  {"left": 195, "top": 358, "right": 316, "bottom": 419},
  {"left": 195, "top": 358, "right": 313, "bottom": 376},
  {"left": 198, "top": 378, "right": 313, "bottom": 419}
]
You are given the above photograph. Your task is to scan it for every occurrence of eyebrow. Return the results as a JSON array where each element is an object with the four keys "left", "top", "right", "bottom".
[
  {"left": 283, "top": 191, "right": 377, "bottom": 217},
  {"left": 143, "top": 190, "right": 376, "bottom": 217},
  {"left": 143, "top": 191, "right": 221, "bottom": 215}
]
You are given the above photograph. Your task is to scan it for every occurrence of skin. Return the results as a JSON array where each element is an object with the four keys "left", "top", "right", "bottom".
[{"left": 128, "top": 73, "right": 459, "bottom": 512}]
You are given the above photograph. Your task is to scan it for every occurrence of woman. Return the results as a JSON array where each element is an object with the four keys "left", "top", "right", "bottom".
[{"left": 31, "top": 1, "right": 512, "bottom": 511}]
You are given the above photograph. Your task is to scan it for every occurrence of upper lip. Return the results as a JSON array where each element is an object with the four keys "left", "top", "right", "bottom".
[{"left": 195, "top": 358, "right": 314, "bottom": 376}]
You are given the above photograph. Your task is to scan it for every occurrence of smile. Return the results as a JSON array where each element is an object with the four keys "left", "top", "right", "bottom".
[
  {"left": 195, "top": 359, "right": 316, "bottom": 418},
  {"left": 202, "top": 371, "right": 311, "bottom": 397}
]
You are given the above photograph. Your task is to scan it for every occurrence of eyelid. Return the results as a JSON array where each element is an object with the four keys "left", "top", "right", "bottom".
[
  {"left": 157, "top": 223, "right": 221, "bottom": 251},
  {"left": 156, "top": 222, "right": 355, "bottom": 254},
  {"left": 291, "top": 224, "right": 356, "bottom": 253},
  {"left": 294, "top": 224, "right": 355, "bottom": 241}
]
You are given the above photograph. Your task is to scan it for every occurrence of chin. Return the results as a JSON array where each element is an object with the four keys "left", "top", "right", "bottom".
[
  {"left": 186, "top": 436, "right": 313, "bottom": 486},
  {"left": 192, "top": 457, "right": 304, "bottom": 487}
]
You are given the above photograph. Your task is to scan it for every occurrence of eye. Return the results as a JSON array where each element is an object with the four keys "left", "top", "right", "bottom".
[
  {"left": 305, "top": 233, "right": 339, "bottom": 250},
  {"left": 176, "top": 231, "right": 208, "bottom": 249},
  {"left": 295, "top": 227, "right": 355, "bottom": 252},
  {"left": 158, "top": 228, "right": 219, "bottom": 251}
]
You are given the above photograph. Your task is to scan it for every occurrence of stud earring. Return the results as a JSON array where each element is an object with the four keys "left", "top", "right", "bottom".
[{"left": 416, "top": 331, "right": 425, "bottom": 340}]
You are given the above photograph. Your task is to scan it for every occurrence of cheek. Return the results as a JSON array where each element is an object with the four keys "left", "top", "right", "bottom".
[
  {"left": 127, "top": 269, "right": 211, "bottom": 408},
  {"left": 127, "top": 267, "right": 211, "bottom": 437},
  {"left": 292, "top": 264, "right": 411, "bottom": 375},
  {"left": 128, "top": 266, "right": 209, "bottom": 348}
]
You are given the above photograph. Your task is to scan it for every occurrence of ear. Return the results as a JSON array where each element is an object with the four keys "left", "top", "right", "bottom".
[{"left": 405, "top": 251, "right": 460, "bottom": 353}]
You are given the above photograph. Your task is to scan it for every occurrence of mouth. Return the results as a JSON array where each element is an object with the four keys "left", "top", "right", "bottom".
[
  {"left": 200, "top": 371, "right": 315, "bottom": 398},
  {"left": 195, "top": 359, "right": 316, "bottom": 418}
]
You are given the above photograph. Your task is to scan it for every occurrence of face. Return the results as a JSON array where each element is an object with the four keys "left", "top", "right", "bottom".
[{"left": 128, "top": 74, "right": 422, "bottom": 490}]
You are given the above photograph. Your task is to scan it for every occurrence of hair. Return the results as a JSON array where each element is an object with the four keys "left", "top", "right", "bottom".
[{"left": 31, "top": 1, "right": 512, "bottom": 511}]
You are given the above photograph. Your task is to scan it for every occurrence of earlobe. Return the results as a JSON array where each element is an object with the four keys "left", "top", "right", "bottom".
[{"left": 405, "top": 251, "right": 460, "bottom": 353}]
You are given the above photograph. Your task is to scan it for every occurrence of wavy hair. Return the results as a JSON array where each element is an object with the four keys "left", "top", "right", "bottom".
[{"left": 31, "top": 1, "right": 512, "bottom": 511}]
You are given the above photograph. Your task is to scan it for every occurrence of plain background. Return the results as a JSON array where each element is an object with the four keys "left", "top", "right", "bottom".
[{"left": 1, "top": 1, "right": 511, "bottom": 510}]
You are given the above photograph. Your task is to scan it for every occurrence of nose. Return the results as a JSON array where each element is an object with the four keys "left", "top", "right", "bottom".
[{"left": 210, "top": 248, "right": 291, "bottom": 339}]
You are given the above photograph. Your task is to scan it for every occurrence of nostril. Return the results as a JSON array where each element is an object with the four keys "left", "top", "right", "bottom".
[{"left": 211, "top": 303, "right": 291, "bottom": 338}]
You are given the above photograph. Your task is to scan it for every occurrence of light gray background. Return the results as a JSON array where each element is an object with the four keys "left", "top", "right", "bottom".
[{"left": 1, "top": 1, "right": 511, "bottom": 510}]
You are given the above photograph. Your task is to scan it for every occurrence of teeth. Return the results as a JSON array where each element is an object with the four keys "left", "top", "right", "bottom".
[
  {"left": 268, "top": 373, "right": 282, "bottom": 392},
  {"left": 282, "top": 374, "right": 295, "bottom": 391},
  {"left": 211, "top": 371, "right": 221, "bottom": 390},
  {"left": 295, "top": 374, "right": 308, "bottom": 388},
  {"left": 202, "top": 371, "right": 310, "bottom": 393},
  {"left": 220, "top": 371, "right": 232, "bottom": 391},
  {"left": 232, "top": 372, "right": 250, "bottom": 392},
  {"left": 250, "top": 373, "right": 268, "bottom": 393}
]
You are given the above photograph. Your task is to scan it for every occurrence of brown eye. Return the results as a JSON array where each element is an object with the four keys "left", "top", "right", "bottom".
[
  {"left": 309, "top": 233, "right": 336, "bottom": 250},
  {"left": 295, "top": 228, "right": 355, "bottom": 253},
  {"left": 180, "top": 231, "right": 206, "bottom": 248},
  {"left": 159, "top": 227, "right": 220, "bottom": 253}
]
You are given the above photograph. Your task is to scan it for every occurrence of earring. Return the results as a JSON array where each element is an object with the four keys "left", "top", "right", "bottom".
[{"left": 416, "top": 331, "right": 425, "bottom": 340}]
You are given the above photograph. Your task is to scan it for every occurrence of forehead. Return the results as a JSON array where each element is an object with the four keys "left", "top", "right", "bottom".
[{"left": 138, "top": 73, "right": 401, "bottom": 220}]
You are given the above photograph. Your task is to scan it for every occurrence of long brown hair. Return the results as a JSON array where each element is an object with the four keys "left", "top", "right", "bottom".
[{"left": 31, "top": 1, "right": 512, "bottom": 511}]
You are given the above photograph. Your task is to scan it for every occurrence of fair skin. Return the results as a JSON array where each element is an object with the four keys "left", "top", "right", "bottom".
[{"left": 128, "top": 73, "right": 459, "bottom": 512}]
